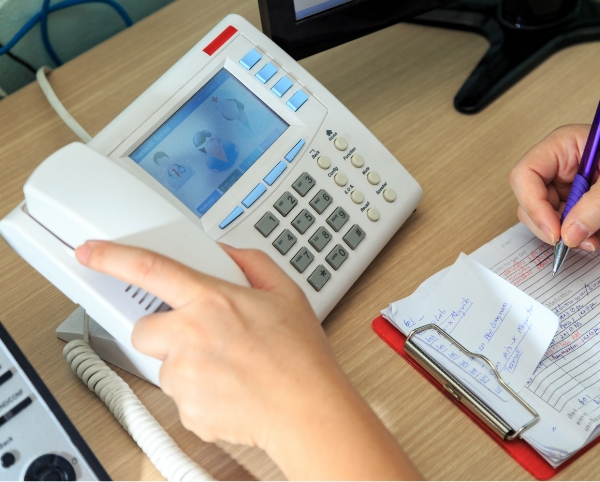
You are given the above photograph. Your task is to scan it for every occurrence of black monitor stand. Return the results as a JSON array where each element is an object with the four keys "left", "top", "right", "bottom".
[{"left": 411, "top": 0, "right": 600, "bottom": 114}]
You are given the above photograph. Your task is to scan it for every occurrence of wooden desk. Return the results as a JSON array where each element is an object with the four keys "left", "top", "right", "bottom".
[{"left": 1, "top": 0, "right": 599, "bottom": 479}]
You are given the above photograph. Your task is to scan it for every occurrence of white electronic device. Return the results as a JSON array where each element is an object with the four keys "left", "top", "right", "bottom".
[{"left": 0, "top": 15, "right": 422, "bottom": 386}]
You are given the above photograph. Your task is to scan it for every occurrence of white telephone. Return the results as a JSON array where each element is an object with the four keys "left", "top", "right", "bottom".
[{"left": 0, "top": 15, "right": 422, "bottom": 387}]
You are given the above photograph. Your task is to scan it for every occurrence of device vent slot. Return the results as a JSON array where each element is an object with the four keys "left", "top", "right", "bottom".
[{"left": 123, "top": 284, "right": 168, "bottom": 312}]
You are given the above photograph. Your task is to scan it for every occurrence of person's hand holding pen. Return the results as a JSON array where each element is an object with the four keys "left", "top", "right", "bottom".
[{"left": 510, "top": 124, "right": 600, "bottom": 254}]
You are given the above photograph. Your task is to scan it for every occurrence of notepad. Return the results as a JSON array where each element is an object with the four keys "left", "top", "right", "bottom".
[{"left": 382, "top": 223, "right": 600, "bottom": 467}]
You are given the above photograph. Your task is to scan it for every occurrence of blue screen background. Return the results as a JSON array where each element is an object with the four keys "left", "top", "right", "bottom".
[{"left": 130, "top": 69, "right": 289, "bottom": 217}]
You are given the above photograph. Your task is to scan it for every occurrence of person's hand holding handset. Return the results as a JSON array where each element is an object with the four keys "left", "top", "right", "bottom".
[{"left": 75, "top": 241, "right": 420, "bottom": 480}]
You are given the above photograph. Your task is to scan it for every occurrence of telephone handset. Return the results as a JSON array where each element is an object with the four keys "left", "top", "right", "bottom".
[{"left": 1, "top": 143, "right": 249, "bottom": 385}]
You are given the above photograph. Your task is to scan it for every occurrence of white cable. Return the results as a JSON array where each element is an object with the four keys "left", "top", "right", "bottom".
[
  {"left": 36, "top": 66, "right": 92, "bottom": 143},
  {"left": 63, "top": 340, "right": 214, "bottom": 481},
  {"left": 0, "top": 84, "right": 7, "bottom": 99}
]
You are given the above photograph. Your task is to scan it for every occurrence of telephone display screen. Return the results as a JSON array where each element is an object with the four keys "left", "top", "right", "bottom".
[{"left": 130, "top": 69, "right": 289, "bottom": 217}]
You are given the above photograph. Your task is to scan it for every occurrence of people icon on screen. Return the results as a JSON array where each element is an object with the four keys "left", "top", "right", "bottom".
[
  {"left": 193, "top": 130, "right": 238, "bottom": 172},
  {"left": 211, "top": 96, "right": 250, "bottom": 129},
  {"left": 152, "top": 151, "right": 194, "bottom": 191}
]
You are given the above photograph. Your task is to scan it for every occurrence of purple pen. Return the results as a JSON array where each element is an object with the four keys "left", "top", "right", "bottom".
[{"left": 553, "top": 101, "right": 600, "bottom": 275}]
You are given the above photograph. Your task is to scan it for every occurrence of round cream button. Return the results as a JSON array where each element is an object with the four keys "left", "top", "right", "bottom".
[
  {"left": 351, "top": 154, "right": 364, "bottom": 168},
  {"left": 367, "top": 208, "right": 380, "bottom": 222},
  {"left": 367, "top": 171, "right": 381, "bottom": 185},
  {"left": 383, "top": 188, "right": 396, "bottom": 202},
  {"left": 334, "top": 137, "right": 348, "bottom": 151},
  {"left": 334, "top": 172, "right": 348, "bottom": 187},
  {"left": 317, "top": 155, "right": 331, "bottom": 169},
  {"left": 351, "top": 190, "right": 364, "bottom": 204}
]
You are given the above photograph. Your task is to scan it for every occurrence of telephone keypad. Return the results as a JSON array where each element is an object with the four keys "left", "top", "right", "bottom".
[
  {"left": 309, "top": 226, "right": 332, "bottom": 253},
  {"left": 292, "top": 209, "right": 315, "bottom": 234},
  {"left": 255, "top": 211, "right": 280, "bottom": 237},
  {"left": 326, "top": 244, "right": 349, "bottom": 270},
  {"left": 309, "top": 189, "right": 332, "bottom": 214},
  {"left": 274, "top": 191, "right": 298, "bottom": 217},
  {"left": 273, "top": 229, "right": 297, "bottom": 255},
  {"left": 292, "top": 172, "right": 315, "bottom": 197},
  {"left": 307, "top": 265, "right": 331, "bottom": 291},
  {"left": 290, "top": 247, "right": 315, "bottom": 273}
]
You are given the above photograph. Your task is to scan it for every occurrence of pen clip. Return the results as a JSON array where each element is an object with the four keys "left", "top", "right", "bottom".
[{"left": 405, "top": 323, "right": 539, "bottom": 440}]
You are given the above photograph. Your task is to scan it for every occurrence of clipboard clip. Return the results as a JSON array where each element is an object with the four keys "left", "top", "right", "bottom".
[{"left": 405, "top": 323, "right": 539, "bottom": 441}]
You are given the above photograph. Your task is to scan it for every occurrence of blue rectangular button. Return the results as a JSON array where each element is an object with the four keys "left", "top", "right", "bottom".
[
  {"left": 256, "top": 63, "right": 278, "bottom": 83},
  {"left": 242, "top": 183, "right": 267, "bottom": 208},
  {"left": 240, "top": 49, "right": 261, "bottom": 70},
  {"left": 285, "top": 139, "right": 306, "bottom": 162},
  {"left": 264, "top": 161, "right": 287, "bottom": 186},
  {"left": 271, "top": 76, "right": 293, "bottom": 97},
  {"left": 286, "top": 90, "right": 309, "bottom": 111},
  {"left": 219, "top": 206, "right": 244, "bottom": 229}
]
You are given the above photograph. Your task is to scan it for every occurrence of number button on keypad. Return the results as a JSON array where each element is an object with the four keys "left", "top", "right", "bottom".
[
  {"left": 309, "top": 189, "right": 333, "bottom": 214},
  {"left": 326, "top": 206, "right": 349, "bottom": 232},
  {"left": 274, "top": 191, "right": 298, "bottom": 217},
  {"left": 309, "top": 226, "right": 332, "bottom": 253},
  {"left": 292, "top": 172, "right": 316, "bottom": 197},
  {"left": 308, "top": 265, "right": 331, "bottom": 291},
  {"left": 273, "top": 229, "right": 297, "bottom": 255},
  {"left": 343, "top": 224, "right": 365, "bottom": 249},
  {"left": 292, "top": 209, "right": 315, "bottom": 234},
  {"left": 290, "top": 247, "right": 315, "bottom": 273},
  {"left": 255, "top": 211, "right": 280, "bottom": 237},
  {"left": 326, "top": 244, "right": 348, "bottom": 270}
]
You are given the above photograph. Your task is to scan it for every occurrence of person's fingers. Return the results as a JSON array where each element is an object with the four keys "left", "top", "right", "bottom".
[
  {"left": 75, "top": 241, "right": 227, "bottom": 308},
  {"left": 516, "top": 206, "right": 559, "bottom": 245},
  {"left": 561, "top": 182, "right": 600, "bottom": 249},
  {"left": 510, "top": 124, "right": 590, "bottom": 244},
  {"left": 131, "top": 311, "right": 176, "bottom": 360},
  {"left": 219, "top": 244, "right": 302, "bottom": 296}
]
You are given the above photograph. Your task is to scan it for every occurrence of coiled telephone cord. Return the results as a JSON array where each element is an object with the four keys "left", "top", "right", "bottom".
[{"left": 63, "top": 339, "right": 213, "bottom": 481}]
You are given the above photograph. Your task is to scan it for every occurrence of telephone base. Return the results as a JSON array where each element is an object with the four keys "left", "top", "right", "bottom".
[{"left": 57, "top": 307, "right": 151, "bottom": 383}]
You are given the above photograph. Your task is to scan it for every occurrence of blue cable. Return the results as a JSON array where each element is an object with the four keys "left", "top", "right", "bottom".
[
  {"left": 41, "top": 0, "right": 61, "bottom": 66},
  {"left": 0, "top": 0, "right": 133, "bottom": 62}
]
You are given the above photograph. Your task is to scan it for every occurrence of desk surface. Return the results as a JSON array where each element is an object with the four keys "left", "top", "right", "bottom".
[{"left": 1, "top": 0, "right": 600, "bottom": 479}]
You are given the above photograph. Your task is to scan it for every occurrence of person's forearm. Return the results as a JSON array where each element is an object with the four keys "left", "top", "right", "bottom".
[{"left": 264, "top": 364, "right": 421, "bottom": 480}]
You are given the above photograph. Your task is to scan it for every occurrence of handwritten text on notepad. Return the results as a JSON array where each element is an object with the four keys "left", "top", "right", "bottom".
[{"left": 390, "top": 254, "right": 558, "bottom": 399}]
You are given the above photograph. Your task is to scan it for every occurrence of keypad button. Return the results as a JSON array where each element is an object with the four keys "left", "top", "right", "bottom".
[
  {"left": 219, "top": 206, "right": 244, "bottom": 229},
  {"left": 351, "top": 154, "right": 364, "bottom": 168},
  {"left": 343, "top": 224, "right": 365, "bottom": 250},
  {"left": 292, "top": 209, "right": 315, "bottom": 234},
  {"left": 326, "top": 206, "right": 349, "bottom": 232},
  {"left": 287, "top": 90, "right": 309, "bottom": 111},
  {"left": 242, "top": 183, "right": 267, "bottom": 208},
  {"left": 256, "top": 63, "right": 278, "bottom": 83},
  {"left": 290, "top": 247, "right": 315, "bottom": 273},
  {"left": 285, "top": 139, "right": 305, "bottom": 162},
  {"left": 274, "top": 191, "right": 298, "bottom": 217},
  {"left": 367, "top": 171, "right": 381, "bottom": 185},
  {"left": 240, "top": 49, "right": 261, "bottom": 70},
  {"left": 309, "top": 189, "right": 333, "bottom": 214},
  {"left": 273, "top": 229, "right": 297, "bottom": 255},
  {"left": 317, "top": 156, "right": 331, "bottom": 169},
  {"left": 334, "top": 172, "right": 348, "bottom": 187},
  {"left": 264, "top": 161, "right": 287, "bottom": 186},
  {"left": 367, "top": 208, "right": 380, "bottom": 222},
  {"left": 292, "top": 172, "right": 316, "bottom": 197},
  {"left": 255, "top": 211, "right": 280, "bottom": 237},
  {"left": 308, "top": 265, "right": 331, "bottom": 291},
  {"left": 309, "top": 226, "right": 332, "bottom": 252},
  {"left": 383, "top": 188, "right": 396, "bottom": 202},
  {"left": 334, "top": 137, "right": 348, "bottom": 151},
  {"left": 350, "top": 190, "right": 364, "bottom": 204},
  {"left": 326, "top": 244, "right": 349, "bottom": 270},
  {"left": 271, "top": 76, "right": 293, "bottom": 97}
]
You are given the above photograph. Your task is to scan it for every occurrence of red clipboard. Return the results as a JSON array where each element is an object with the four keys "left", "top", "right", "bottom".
[{"left": 372, "top": 314, "right": 600, "bottom": 480}]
